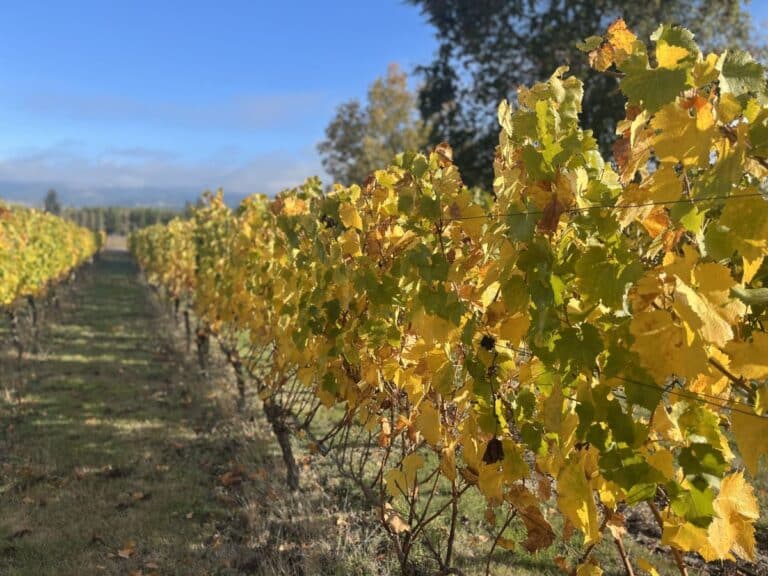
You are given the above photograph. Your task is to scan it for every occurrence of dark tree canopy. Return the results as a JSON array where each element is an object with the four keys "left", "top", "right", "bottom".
[
  {"left": 409, "top": 0, "right": 757, "bottom": 189},
  {"left": 317, "top": 100, "right": 368, "bottom": 186},
  {"left": 318, "top": 64, "right": 429, "bottom": 186},
  {"left": 43, "top": 189, "right": 61, "bottom": 215},
  {"left": 62, "top": 206, "right": 178, "bottom": 235}
]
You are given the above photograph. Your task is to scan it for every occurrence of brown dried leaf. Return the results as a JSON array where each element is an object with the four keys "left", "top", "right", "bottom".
[
  {"left": 382, "top": 502, "right": 410, "bottom": 534},
  {"left": 537, "top": 195, "right": 566, "bottom": 235},
  {"left": 117, "top": 541, "right": 136, "bottom": 559}
]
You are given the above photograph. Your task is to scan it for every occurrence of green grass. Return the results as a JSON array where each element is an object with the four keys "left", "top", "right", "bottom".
[{"left": 0, "top": 251, "right": 255, "bottom": 575}]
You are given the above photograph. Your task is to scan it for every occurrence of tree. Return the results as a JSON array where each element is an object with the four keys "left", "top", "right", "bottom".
[
  {"left": 318, "top": 64, "right": 430, "bottom": 185},
  {"left": 43, "top": 189, "right": 61, "bottom": 215},
  {"left": 408, "top": 0, "right": 758, "bottom": 189}
]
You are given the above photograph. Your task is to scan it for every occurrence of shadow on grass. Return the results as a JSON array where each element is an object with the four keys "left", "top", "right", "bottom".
[{"left": 0, "top": 250, "right": 264, "bottom": 575}]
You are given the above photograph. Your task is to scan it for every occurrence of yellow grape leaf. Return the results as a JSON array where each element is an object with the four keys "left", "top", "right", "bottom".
[
  {"left": 717, "top": 92, "right": 743, "bottom": 122},
  {"left": 651, "top": 101, "right": 715, "bottom": 167},
  {"left": 402, "top": 453, "right": 425, "bottom": 486},
  {"left": 459, "top": 416, "right": 482, "bottom": 471},
  {"left": 589, "top": 18, "right": 637, "bottom": 71},
  {"left": 383, "top": 467, "right": 407, "bottom": 497},
  {"left": 701, "top": 471, "right": 759, "bottom": 561},
  {"left": 411, "top": 307, "right": 459, "bottom": 346},
  {"left": 673, "top": 276, "right": 734, "bottom": 347},
  {"left": 650, "top": 402, "right": 683, "bottom": 441},
  {"left": 731, "top": 407, "right": 768, "bottom": 476},
  {"left": 542, "top": 383, "right": 565, "bottom": 434},
  {"left": 478, "top": 463, "right": 504, "bottom": 505},
  {"left": 339, "top": 202, "right": 363, "bottom": 230},
  {"left": 693, "top": 262, "right": 746, "bottom": 326},
  {"left": 630, "top": 309, "right": 708, "bottom": 380},
  {"left": 440, "top": 443, "right": 457, "bottom": 481},
  {"left": 385, "top": 453, "right": 425, "bottom": 499},
  {"left": 557, "top": 456, "right": 600, "bottom": 545},
  {"left": 662, "top": 244, "right": 699, "bottom": 284},
  {"left": 497, "top": 312, "right": 530, "bottom": 345},
  {"left": 607, "top": 18, "right": 637, "bottom": 59},
  {"left": 415, "top": 402, "right": 441, "bottom": 446},
  {"left": 636, "top": 558, "right": 660, "bottom": 576},
  {"left": 596, "top": 478, "right": 623, "bottom": 509},
  {"left": 694, "top": 53, "right": 720, "bottom": 87},
  {"left": 576, "top": 560, "right": 603, "bottom": 576},
  {"left": 657, "top": 44, "right": 691, "bottom": 69},
  {"left": 662, "top": 519, "right": 709, "bottom": 552},
  {"left": 452, "top": 201, "right": 485, "bottom": 241},
  {"left": 742, "top": 255, "right": 764, "bottom": 284},
  {"left": 481, "top": 281, "right": 501, "bottom": 308},
  {"left": 501, "top": 439, "right": 529, "bottom": 482},
  {"left": 758, "top": 383, "right": 768, "bottom": 414},
  {"left": 396, "top": 369, "right": 425, "bottom": 405},
  {"left": 282, "top": 197, "right": 308, "bottom": 216},
  {"left": 719, "top": 195, "right": 768, "bottom": 283},
  {"left": 725, "top": 332, "right": 768, "bottom": 380},
  {"left": 339, "top": 228, "right": 362, "bottom": 257},
  {"left": 647, "top": 449, "right": 675, "bottom": 480}
]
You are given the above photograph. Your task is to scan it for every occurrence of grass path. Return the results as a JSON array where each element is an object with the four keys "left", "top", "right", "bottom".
[{"left": 0, "top": 250, "right": 250, "bottom": 575}]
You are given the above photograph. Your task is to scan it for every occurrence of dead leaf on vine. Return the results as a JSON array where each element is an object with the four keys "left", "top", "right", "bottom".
[
  {"left": 459, "top": 466, "right": 478, "bottom": 485},
  {"left": 607, "top": 512, "right": 627, "bottom": 540},
  {"left": 641, "top": 209, "right": 670, "bottom": 238},
  {"left": 537, "top": 195, "right": 566, "bottom": 235},
  {"left": 382, "top": 502, "right": 410, "bottom": 534},
  {"left": 536, "top": 474, "right": 552, "bottom": 501},
  {"left": 378, "top": 417, "right": 391, "bottom": 447}
]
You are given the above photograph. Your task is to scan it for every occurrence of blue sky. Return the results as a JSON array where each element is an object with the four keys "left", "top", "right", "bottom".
[
  {"left": 0, "top": 1, "right": 767, "bottom": 206},
  {"left": 0, "top": 1, "right": 436, "bottom": 205}
]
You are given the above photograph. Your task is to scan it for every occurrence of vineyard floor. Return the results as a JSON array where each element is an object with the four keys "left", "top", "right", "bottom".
[
  {"left": 0, "top": 250, "right": 284, "bottom": 575},
  {"left": 1, "top": 250, "right": 766, "bottom": 576}
]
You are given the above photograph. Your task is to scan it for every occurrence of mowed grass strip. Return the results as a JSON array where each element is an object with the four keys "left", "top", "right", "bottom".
[{"left": 0, "top": 250, "right": 250, "bottom": 576}]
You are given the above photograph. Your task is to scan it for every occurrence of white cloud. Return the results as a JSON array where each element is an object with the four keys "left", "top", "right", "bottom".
[{"left": 0, "top": 142, "right": 325, "bottom": 206}]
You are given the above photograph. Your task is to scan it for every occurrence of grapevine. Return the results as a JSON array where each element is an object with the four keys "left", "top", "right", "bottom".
[{"left": 131, "top": 21, "right": 768, "bottom": 574}]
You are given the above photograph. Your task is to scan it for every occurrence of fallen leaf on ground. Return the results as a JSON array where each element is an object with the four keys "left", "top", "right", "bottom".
[
  {"left": 219, "top": 464, "right": 247, "bottom": 487},
  {"left": 117, "top": 541, "right": 136, "bottom": 559}
]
